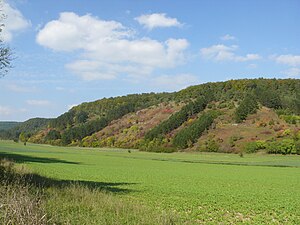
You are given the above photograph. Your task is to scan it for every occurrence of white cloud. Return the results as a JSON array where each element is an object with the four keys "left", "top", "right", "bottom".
[
  {"left": 37, "top": 12, "right": 132, "bottom": 52},
  {"left": 26, "top": 100, "right": 51, "bottom": 106},
  {"left": 37, "top": 12, "right": 189, "bottom": 81},
  {"left": 272, "top": 54, "right": 300, "bottom": 67},
  {"left": 152, "top": 74, "right": 199, "bottom": 90},
  {"left": 281, "top": 67, "right": 300, "bottom": 77},
  {"left": 1, "top": 2, "right": 31, "bottom": 42},
  {"left": 0, "top": 106, "right": 12, "bottom": 116},
  {"left": 200, "top": 44, "right": 261, "bottom": 62},
  {"left": 220, "top": 34, "right": 236, "bottom": 41},
  {"left": 135, "top": 13, "right": 182, "bottom": 30}
]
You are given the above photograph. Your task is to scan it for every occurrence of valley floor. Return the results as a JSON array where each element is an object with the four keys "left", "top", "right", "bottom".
[{"left": 0, "top": 140, "right": 300, "bottom": 224}]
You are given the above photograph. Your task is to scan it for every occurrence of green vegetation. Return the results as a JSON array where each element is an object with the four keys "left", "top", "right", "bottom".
[
  {"left": 235, "top": 93, "right": 259, "bottom": 122},
  {"left": 0, "top": 158, "right": 176, "bottom": 225},
  {"left": 1, "top": 79, "right": 300, "bottom": 154},
  {"left": 0, "top": 118, "right": 51, "bottom": 140},
  {"left": 50, "top": 93, "right": 173, "bottom": 145},
  {"left": 280, "top": 114, "right": 300, "bottom": 124},
  {"left": 266, "top": 139, "right": 297, "bottom": 155},
  {"left": 243, "top": 141, "right": 267, "bottom": 153},
  {"left": 0, "top": 121, "right": 20, "bottom": 130},
  {"left": 144, "top": 96, "right": 209, "bottom": 141},
  {"left": 1, "top": 141, "right": 300, "bottom": 224},
  {"left": 61, "top": 117, "right": 109, "bottom": 145},
  {"left": 255, "top": 86, "right": 282, "bottom": 109},
  {"left": 173, "top": 111, "right": 218, "bottom": 149}
]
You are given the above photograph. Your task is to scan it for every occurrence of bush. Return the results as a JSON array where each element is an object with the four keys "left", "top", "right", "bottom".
[
  {"left": 280, "top": 115, "right": 300, "bottom": 124},
  {"left": 139, "top": 138, "right": 176, "bottom": 153},
  {"left": 243, "top": 141, "right": 266, "bottom": 153},
  {"left": 295, "top": 141, "right": 300, "bottom": 155},
  {"left": 204, "top": 138, "right": 219, "bottom": 152},
  {"left": 266, "top": 139, "right": 295, "bottom": 155}
]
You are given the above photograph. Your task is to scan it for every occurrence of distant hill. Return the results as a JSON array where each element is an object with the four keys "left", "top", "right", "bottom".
[
  {"left": 0, "top": 122, "right": 20, "bottom": 131},
  {"left": 0, "top": 118, "right": 52, "bottom": 140},
  {"left": 6, "top": 78, "right": 300, "bottom": 155}
]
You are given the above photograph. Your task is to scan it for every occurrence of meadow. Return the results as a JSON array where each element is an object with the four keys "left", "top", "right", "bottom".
[{"left": 0, "top": 140, "right": 300, "bottom": 224}]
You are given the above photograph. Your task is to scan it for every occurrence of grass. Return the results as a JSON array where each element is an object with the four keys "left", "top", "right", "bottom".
[
  {"left": 0, "top": 159, "right": 177, "bottom": 225},
  {"left": 1, "top": 140, "right": 300, "bottom": 224}
]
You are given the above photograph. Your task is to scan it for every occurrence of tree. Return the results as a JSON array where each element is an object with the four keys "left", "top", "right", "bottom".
[
  {"left": 75, "top": 111, "right": 89, "bottom": 124},
  {"left": 19, "top": 132, "right": 29, "bottom": 142},
  {"left": 0, "top": 4, "right": 13, "bottom": 77},
  {"left": 235, "top": 93, "right": 258, "bottom": 123},
  {"left": 45, "top": 130, "right": 61, "bottom": 141},
  {"left": 0, "top": 41, "right": 12, "bottom": 77}
]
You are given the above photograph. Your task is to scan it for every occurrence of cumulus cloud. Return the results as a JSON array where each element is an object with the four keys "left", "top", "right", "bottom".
[
  {"left": 36, "top": 12, "right": 131, "bottom": 52},
  {"left": 200, "top": 44, "right": 261, "bottom": 62},
  {"left": 1, "top": 2, "right": 31, "bottom": 42},
  {"left": 37, "top": 12, "right": 189, "bottom": 80},
  {"left": 26, "top": 100, "right": 51, "bottom": 106},
  {"left": 135, "top": 13, "right": 182, "bottom": 30},
  {"left": 220, "top": 34, "right": 236, "bottom": 41},
  {"left": 272, "top": 54, "right": 300, "bottom": 67}
]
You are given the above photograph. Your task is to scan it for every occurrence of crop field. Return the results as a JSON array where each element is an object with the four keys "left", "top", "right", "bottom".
[{"left": 0, "top": 140, "right": 300, "bottom": 224}]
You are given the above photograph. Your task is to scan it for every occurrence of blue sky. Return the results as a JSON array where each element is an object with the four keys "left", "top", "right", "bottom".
[{"left": 1, "top": 0, "right": 299, "bottom": 121}]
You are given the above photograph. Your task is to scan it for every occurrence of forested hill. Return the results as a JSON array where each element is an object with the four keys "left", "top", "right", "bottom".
[
  {"left": 0, "top": 122, "right": 20, "bottom": 131},
  {"left": 2, "top": 78, "right": 300, "bottom": 154},
  {"left": 0, "top": 118, "right": 52, "bottom": 141}
]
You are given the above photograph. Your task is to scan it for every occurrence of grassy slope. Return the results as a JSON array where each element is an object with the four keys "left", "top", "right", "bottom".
[
  {"left": 26, "top": 79, "right": 300, "bottom": 151},
  {"left": 194, "top": 106, "right": 298, "bottom": 152},
  {"left": 1, "top": 141, "right": 299, "bottom": 224},
  {"left": 83, "top": 102, "right": 299, "bottom": 153},
  {"left": 82, "top": 102, "right": 182, "bottom": 148}
]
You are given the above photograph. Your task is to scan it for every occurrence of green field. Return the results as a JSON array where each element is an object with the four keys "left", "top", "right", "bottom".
[{"left": 1, "top": 140, "right": 300, "bottom": 224}]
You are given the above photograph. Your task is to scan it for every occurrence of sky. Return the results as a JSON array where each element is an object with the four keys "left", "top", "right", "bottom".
[{"left": 0, "top": 0, "right": 299, "bottom": 121}]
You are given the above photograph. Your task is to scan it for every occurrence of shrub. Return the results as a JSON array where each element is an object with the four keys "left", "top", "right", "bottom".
[
  {"left": 244, "top": 142, "right": 258, "bottom": 153},
  {"left": 218, "top": 102, "right": 227, "bottom": 109},
  {"left": 282, "top": 129, "right": 291, "bottom": 137},
  {"left": 295, "top": 141, "right": 300, "bottom": 155},
  {"left": 204, "top": 138, "right": 219, "bottom": 152},
  {"left": 266, "top": 139, "right": 295, "bottom": 155},
  {"left": 243, "top": 141, "right": 266, "bottom": 153},
  {"left": 280, "top": 115, "right": 300, "bottom": 124},
  {"left": 139, "top": 138, "right": 176, "bottom": 153}
]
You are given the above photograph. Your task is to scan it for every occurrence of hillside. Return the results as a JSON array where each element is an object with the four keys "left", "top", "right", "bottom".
[
  {"left": 9, "top": 78, "right": 300, "bottom": 154},
  {"left": 0, "top": 118, "right": 52, "bottom": 141},
  {"left": 0, "top": 122, "right": 20, "bottom": 131}
]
